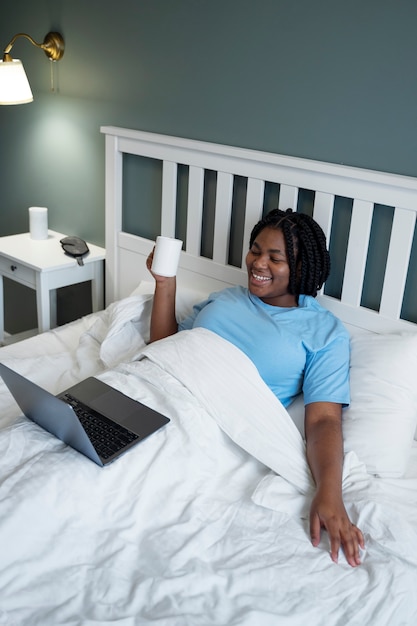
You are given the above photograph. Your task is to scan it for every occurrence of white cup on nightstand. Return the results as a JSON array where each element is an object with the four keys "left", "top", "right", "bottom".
[{"left": 29, "top": 207, "right": 48, "bottom": 240}]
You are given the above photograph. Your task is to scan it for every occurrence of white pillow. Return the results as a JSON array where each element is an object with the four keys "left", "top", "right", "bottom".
[
  {"left": 130, "top": 280, "right": 157, "bottom": 297},
  {"left": 130, "top": 281, "right": 208, "bottom": 321},
  {"left": 345, "top": 332, "right": 417, "bottom": 477},
  {"left": 99, "top": 281, "right": 208, "bottom": 368},
  {"left": 99, "top": 295, "right": 152, "bottom": 367},
  {"left": 288, "top": 332, "right": 417, "bottom": 478}
]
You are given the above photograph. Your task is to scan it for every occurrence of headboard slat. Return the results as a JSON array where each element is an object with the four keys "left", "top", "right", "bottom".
[
  {"left": 161, "top": 161, "right": 178, "bottom": 237},
  {"left": 379, "top": 207, "right": 416, "bottom": 319},
  {"left": 341, "top": 199, "right": 374, "bottom": 307},
  {"left": 312, "top": 191, "right": 335, "bottom": 242},
  {"left": 278, "top": 184, "right": 299, "bottom": 211},
  {"left": 213, "top": 172, "right": 234, "bottom": 264},
  {"left": 241, "top": 177, "right": 265, "bottom": 267},
  {"left": 186, "top": 165, "right": 205, "bottom": 256}
]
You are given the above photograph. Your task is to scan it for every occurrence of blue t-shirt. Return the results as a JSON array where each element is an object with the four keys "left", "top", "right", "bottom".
[{"left": 179, "top": 286, "right": 350, "bottom": 407}]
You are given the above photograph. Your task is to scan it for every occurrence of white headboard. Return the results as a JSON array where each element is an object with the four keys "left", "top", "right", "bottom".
[{"left": 101, "top": 125, "right": 417, "bottom": 334}]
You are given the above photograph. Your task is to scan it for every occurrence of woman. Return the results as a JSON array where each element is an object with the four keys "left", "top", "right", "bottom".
[{"left": 147, "top": 208, "right": 365, "bottom": 567}]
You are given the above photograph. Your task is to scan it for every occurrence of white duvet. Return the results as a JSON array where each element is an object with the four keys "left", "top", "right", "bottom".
[{"left": 1, "top": 300, "right": 417, "bottom": 626}]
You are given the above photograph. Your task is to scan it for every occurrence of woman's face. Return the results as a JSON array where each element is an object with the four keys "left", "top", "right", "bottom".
[{"left": 245, "top": 226, "right": 298, "bottom": 307}]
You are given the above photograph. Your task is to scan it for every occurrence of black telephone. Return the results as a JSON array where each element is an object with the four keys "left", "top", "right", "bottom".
[{"left": 60, "top": 236, "right": 90, "bottom": 266}]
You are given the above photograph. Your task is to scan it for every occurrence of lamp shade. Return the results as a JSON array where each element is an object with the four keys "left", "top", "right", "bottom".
[{"left": 0, "top": 59, "right": 33, "bottom": 104}]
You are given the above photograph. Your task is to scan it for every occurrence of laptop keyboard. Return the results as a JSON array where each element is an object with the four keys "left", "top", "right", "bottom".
[{"left": 63, "top": 393, "right": 139, "bottom": 460}]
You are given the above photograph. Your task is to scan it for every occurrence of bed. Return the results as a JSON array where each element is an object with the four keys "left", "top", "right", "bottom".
[{"left": 1, "top": 126, "right": 417, "bottom": 625}]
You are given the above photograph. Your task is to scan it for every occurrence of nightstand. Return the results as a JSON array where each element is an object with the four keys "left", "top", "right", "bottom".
[{"left": 0, "top": 231, "right": 105, "bottom": 342}]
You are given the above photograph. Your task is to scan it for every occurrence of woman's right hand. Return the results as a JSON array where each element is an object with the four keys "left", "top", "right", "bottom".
[
  {"left": 146, "top": 247, "right": 156, "bottom": 277},
  {"left": 146, "top": 247, "right": 174, "bottom": 283}
]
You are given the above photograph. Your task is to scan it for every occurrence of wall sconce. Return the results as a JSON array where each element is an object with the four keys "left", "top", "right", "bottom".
[{"left": 0, "top": 31, "right": 65, "bottom": 105}]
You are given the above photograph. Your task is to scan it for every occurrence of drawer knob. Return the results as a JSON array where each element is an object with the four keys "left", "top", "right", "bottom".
[{"left": 10, "top": 265, "right": 17, "bottom": 271}]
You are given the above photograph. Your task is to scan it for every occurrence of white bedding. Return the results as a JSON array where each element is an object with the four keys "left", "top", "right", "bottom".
[{"left": 1, "top": 299, "right": 417, "bottom": 626}]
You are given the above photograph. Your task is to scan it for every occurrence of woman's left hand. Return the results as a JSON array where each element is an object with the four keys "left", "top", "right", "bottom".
[{"left": 309, "top": 488, "right": 365, "bottom": 567}]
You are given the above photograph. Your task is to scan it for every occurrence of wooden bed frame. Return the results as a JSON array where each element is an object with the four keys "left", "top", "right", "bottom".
[{"left": 101, "top": 126, "right": 417, "bottom": 334}]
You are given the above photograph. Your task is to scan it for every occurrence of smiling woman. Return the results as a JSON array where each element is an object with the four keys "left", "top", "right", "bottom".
[{"left": 147, "top": 205, "right": 362, "bottom": 566}]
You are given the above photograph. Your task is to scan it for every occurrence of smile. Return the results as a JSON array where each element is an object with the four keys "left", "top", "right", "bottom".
[{"left": 251, "top": 272, "right": 271, "bottom": 282}]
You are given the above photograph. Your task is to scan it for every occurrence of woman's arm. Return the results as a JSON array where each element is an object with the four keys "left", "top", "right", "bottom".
[
  {"left": 305, "top": 401, "right": 365, "bottom": 567},
  {"left": 146, "top": 250, "right": 178, "bottom": 343}
]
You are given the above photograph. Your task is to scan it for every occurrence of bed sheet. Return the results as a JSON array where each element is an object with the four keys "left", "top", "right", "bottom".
[
  {"left": 0, "top": 312, "right": 107, "bottom": 427},
  {"left": 1, "top": 300, "right": 417, "bottom": 626},
  {"left": 0, "top": 295, "right": 152, "bottom": 429}
]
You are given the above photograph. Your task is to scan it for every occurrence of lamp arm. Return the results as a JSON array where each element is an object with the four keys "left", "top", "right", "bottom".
[{"left": 3, "top": 32, "right": 64, "bottom": 62}]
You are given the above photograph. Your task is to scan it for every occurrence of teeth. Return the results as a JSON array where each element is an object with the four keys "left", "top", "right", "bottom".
[{"left": 252, "top": 272, "right": 271, "bottom": 281}]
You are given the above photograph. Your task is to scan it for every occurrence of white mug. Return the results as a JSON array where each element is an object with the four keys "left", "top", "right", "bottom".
[{"left": 151, "top": 236, "right": 183, "bottom": 277}]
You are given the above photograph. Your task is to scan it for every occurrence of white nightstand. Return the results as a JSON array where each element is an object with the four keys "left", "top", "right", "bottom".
[{"left": 0, "top": 231, "right": 105, "bottom": 342}]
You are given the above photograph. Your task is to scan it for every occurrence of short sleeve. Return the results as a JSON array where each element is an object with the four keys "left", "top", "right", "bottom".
[
  {"left": 178, "top": 297, "right": 211, "bottom": 331},
  {"left": 302, "top": 334, "right": 350, "bottom": 406}
]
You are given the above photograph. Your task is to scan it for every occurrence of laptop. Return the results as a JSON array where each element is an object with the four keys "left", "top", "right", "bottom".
[{"left": 0, "top": 362, "right": 170, "bottom": 467}]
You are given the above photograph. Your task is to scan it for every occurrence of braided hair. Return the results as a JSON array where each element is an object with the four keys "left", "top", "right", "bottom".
[{"left": 249, "top": 208, "right": 330, "bottom": 299}]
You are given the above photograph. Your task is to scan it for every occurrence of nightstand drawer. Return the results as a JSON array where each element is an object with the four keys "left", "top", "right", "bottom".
[{"left": 0, "top": 257, "right": 36, "bottom": 287}]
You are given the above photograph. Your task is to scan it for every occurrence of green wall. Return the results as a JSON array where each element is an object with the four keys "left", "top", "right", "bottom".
[{"left": 1, "top": 0, "right": 417, "bottom": 332}]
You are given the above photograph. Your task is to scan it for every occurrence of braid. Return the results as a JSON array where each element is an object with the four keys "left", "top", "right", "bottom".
[{"left": 249, "top": 208, "right": 330, "bottom": 299}]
